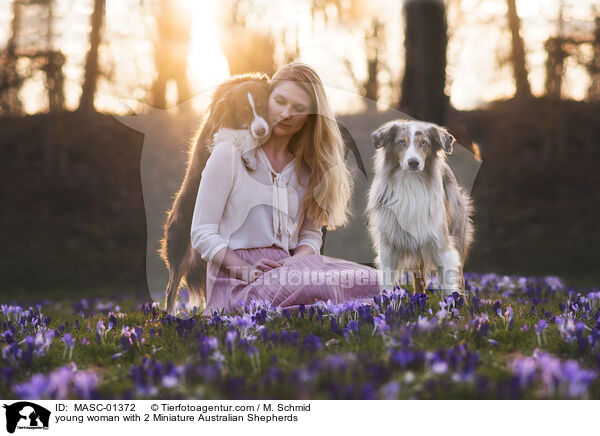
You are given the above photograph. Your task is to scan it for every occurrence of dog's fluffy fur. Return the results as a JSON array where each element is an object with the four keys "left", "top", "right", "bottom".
[
  {"left": 211, "top": 127, "right": 262, "bottom": 172},
  {"left": 160, "top": 73, "right": 270, "bottom": 315},
  {"left": 366, "top": 119, "right": 474, "bottom": 297}
]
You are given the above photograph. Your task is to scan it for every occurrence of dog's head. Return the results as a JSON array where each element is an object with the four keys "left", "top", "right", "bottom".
[
  {"left": 371, "top": 119, "right": 455, "bottom": 172},
  {"left": 213, "top": 80, "right": 270, "bottom": 140}
]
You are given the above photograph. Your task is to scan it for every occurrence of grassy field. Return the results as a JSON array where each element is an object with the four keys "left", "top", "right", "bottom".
[{"left": 1, "top": 272, "right": 599, "bottom": 400}]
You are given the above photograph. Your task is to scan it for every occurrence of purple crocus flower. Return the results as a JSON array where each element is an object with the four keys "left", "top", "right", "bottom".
[
  {"left": 121, "top": 335, "right": 132, "bottom": 352},
  {"left": 301, "top": 334, "right": 322, "bottom": 353},
  {"left": 562, "top": 360, "right": 596, "bottom": 398},
  {"left": 13, "top": 374, "right": 48, "bottom": 399},
  {"left": 62, "top": 333, "right": 75, "bottom": 360},
  {"left": 96, "top": 320, "right": 105, "bottom": 336},
  {"left": 373, "top": 314, "right": 390, "bottom": 335},
  {"left": 346, "top": 320, "right": 359, "bottom": 334},
  {"left": 50, "top": 364, "right": 78, "bottom": 397},
  {"left": 536, "top": 320, "right": 548, "bottom": 345},
  {"left": 161, "top": 363, "right": 181, "bottom": 388},
  {"left": 392, "top": 350, "right": 416, "bottom": 368},
  {"left": 330, "top": 317, "right": 342, "bottom": 335},
  {"left": 512, "top": 356, "right": 537, "bottom": 388},
  {"left": 71, "top": 371, "right": 100, "bottom": 399},
  {"left": 62, "top": 333, "right": 74, "bottom": 348},
  {"left": 380, "top": 381, "right": 401, "bottom": 399},
  {"left": 226, "top": 330, "right": 238, "bottom": 351}
]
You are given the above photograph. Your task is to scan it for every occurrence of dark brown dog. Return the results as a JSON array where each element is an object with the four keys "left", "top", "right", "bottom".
[{"left": 159, "top": 73, "right": 270, "bottom": 315}]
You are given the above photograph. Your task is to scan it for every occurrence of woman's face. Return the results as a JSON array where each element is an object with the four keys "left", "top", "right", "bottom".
[{"left": 268, "top": 81, "right": 312, "bottom": 138}]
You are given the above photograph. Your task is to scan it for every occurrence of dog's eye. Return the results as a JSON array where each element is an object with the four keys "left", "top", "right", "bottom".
[
  {"left": 398, "top": 139, "right": 406, "bottom": 146},
  {"left": 421, "top": 140, "right": 428, "bottom": 147}
]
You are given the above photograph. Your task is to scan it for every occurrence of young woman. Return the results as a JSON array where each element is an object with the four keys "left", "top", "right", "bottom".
[{"left": 191, "top": 62, "right": 380, "bottom": 315}]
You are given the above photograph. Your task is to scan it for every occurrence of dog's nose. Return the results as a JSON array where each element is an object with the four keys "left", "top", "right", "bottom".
[
  {"left": 408, "top": 159, "right": 420, "bottom": 170},
  {"left": 254, "top": 126, "right": 267, "bottom": 137}
]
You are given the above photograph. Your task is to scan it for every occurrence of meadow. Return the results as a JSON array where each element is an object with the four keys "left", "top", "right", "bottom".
[{"left": 1, "top": 272, "right": 599, "bottom": 400}]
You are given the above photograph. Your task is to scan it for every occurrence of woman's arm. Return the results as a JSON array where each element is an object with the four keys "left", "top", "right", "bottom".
[
  {"left": 190, "top": 142, "right": 276, "bottom": 282},
  {"left": 291, "top": 244, "right": 316, "bottom": 257},
  {"left": 294, "top": 213, "right": 323, "bottom": 257},
  {"left": 190, "top": 142, "right": 236, "bottom": 264},
  {"left": 211, "top": 246, "right": 252, "bottom": 281}
]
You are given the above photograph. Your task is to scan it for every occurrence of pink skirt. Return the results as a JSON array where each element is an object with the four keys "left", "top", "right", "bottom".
[{"left": 204, "top": 245, "right": 381, "bottom": 315}]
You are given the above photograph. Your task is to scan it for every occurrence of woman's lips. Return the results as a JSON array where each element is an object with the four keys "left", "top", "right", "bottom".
[{"left": 276, "top": 121, "right": 290, "bottom": 127}]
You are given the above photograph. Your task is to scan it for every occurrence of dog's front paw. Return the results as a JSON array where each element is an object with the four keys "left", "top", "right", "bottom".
[
  {"left": 242, "top": 151, "right": 257, "bottom": 171},
  {"left": 441, "top": 283, "right": 466, "bottom": 301}
]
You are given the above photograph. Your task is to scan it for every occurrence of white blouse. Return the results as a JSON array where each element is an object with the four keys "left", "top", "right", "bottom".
[{"left": 190, "top": 129, "right": 323, "bottom": 264}]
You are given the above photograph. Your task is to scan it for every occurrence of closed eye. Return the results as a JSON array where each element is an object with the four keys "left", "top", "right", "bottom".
[{"left": 293, "top": 105, "right": 307, "bottom": 113}]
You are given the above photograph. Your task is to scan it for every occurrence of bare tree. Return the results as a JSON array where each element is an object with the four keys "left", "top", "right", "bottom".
[
  {"left": 1, "top": 0, "right": 65, "bottom": 115},
  {"left": 151, "top": 0, "right": 192, "bottom": 109},
  {"left": 0, "top": 0, "right": 24, "bottom": 115},
  {"left": 400, "top": 0, "right": 449, "bottom": 124},
  {"left": 78, "top": 0, "right": 106, "bottom": 112},
  {"left": 221, "top": 29, "right": 276, "bottom": 76},
  {"left": 506, "top": 0, "right": 532, "bottom": 98},
  {"left": 345, "top": 17, "right": 385, "bottom": 105},
  {"left": 217, "top": 0, "right": 276, "bottom": 76},
  {"left": 588, "top": 16, "right": 600, "bottom": 100}
]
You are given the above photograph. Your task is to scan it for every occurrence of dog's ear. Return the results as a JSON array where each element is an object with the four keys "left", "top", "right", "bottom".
[
  {"left": 212, "top": 95, "right": 230, "bottom": 116},
  {"left": 211, "top": 94, "right": 234, "bottom": 127},
  {"left": 436, "top": 126, "right": 455, "bottom": 154},
  {"left": 371, "top": 123, "right": 398, "bottom": 149}
]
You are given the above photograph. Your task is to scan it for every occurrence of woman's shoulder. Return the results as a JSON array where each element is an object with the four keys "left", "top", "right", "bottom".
[
  {"left": 210, "top": 129, "right": 244, "bottom": 157},
  {"left": 212, "top": 128, "right": 258, "bottom": 155}
]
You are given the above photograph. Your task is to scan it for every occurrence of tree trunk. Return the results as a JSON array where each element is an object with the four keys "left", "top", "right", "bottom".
[
  {"left": 1, "top": 0, "right": 23, "bottom": 115},
  {"left": 151, "top": 0, "right": 192, "bottom": 109},
  {"left": 400, "top": 0, "right": 448, "bottom": 125},
  {"left": 363, "top": 18, "right": 383, "bottom": 102},
  {"left": 588, "top": 16, "right": 600, "bottom": 100},
  {"left": 78, "top": 0, "right": 106, "bottom": 112},
  {"left": 506, "top": 0, "right": 532, "bottom": 99}
]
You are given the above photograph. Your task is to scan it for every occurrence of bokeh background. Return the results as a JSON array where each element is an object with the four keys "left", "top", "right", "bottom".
[{"left": 1, "top": 0, "right": 599, "bottom": 302}]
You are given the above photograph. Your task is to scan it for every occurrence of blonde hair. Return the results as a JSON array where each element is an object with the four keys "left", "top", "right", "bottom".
[{"left": 270, "top": 62, "right": 353, "bottom": 229}]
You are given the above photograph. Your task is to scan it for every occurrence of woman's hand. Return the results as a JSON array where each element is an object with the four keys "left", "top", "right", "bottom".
[
  {"left": 242, "top": 268, "right": 263, "bottom": 284},
  {"left": 277, "top": 256, "right": 295, "bottom": 268},
  {"left": 242, "top": 258, "right": 282, "bottom": 283},
  {"left": 277, "top": 246, "right": 317, "bottom": 269}
]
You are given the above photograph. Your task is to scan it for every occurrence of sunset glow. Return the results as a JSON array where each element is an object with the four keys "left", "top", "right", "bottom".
[{"left": 0, "top": 0, "right": 597, "bottom": 114}]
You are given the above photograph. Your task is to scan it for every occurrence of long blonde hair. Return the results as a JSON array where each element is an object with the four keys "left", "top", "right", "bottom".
[{"left": 270, "top": 62, "right": 353, "bottom": 229}]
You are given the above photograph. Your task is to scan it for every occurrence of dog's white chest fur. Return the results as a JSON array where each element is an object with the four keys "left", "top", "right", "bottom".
[
  {"left": 391, "top": 172, "right": 444, "bottom": 241},
  {"left": 212, "top": 128, "right": 260, "bottom": 171},
  {"left": 369, "top": 166, "right": 445, "bottom": 249}
]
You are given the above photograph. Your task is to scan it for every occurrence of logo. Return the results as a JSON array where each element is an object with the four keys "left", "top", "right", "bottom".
[{"left": 2, "top": 402, "right": 51, "bottom": 433}]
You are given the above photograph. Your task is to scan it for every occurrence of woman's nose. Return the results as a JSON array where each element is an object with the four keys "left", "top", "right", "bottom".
[{"left": 280, "top": 105, "right": 291, "bottom": 118}]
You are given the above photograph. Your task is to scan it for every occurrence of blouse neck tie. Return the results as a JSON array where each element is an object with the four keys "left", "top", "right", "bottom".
[{"left": 271, "top": 171, "right": 295, "bottom": 238}]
